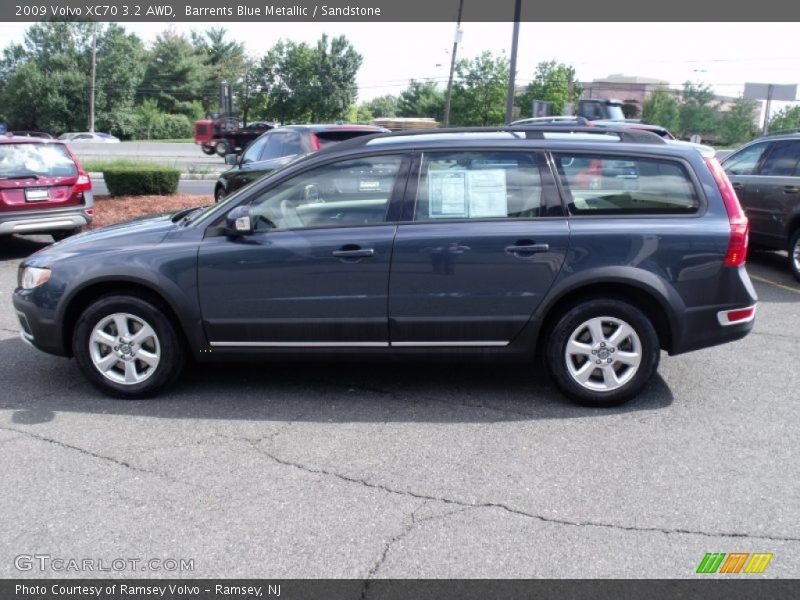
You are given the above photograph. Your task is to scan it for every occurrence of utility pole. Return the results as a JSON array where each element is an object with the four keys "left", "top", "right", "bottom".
[
  {"left": 762, "top": 84, "right": 774, "bottom": 135},
  {"left": 88, "top": 23, "right": 97, "bottom": 133},
  {"left": 504, "top": 0, "right": 522, "bottom": 125},
  {"left": 442, "top": 0, "right": 464, "bottom": 127}
]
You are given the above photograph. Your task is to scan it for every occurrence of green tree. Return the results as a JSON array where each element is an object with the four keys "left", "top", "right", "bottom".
[
  {"left": 718, "top": 96, "right": 758, "bottom": 146},
  {"left": 641, "top": 88, "right": 680, "bottom": 134},
  {"left": 449, "top": 51, "right": 509, "bottom": 126},
  {"left": 768, "top": 105, "right": 800, "bottom": 134},
  {"left": 679, "top": 81, "right": 719, "bottom": 138},
  {"left": 517, "top": 60, "right": 582, "bottom": 117},
  {"left": 259, "top": 35, "right": 362, "bottom": 123},
  {"left": 364, "top": 94, "right": 398, "bottom": 118},
  {"left": 191, "top": 27, "right": 246, "bottom": 114},
  {"left": 94, "top": 24, "right": 147, "bottom": 134},
  {"left": 140, "top": 31, "right": 208, "bottom": 119},
  {"left": 397, "top": 80, "right": 445, "bottom": 120}
]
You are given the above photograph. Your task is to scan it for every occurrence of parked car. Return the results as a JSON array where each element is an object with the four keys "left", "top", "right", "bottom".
[
  {"left": 722, "top": 133, "right": 800, "bottom": 281},
  {"left": 59, "top": 132, "right": 120, "bottom": 143},
  {"left": 214, "top": 124, "right": 388, "bottom": 202},
  {"left": 13, "top": 125, "right": 756, "bottom": 405},
  {"left": 7, "top": 131, "right": 54, "bottom": 139},
  {"left": 0, "top": 136, "right": 93, "bottom": 240}
]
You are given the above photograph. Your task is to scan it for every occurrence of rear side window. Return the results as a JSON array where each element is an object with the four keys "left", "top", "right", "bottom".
[
  {"left": 553, "top": 153, "right": 700, "bottom": 215},
  {"left": 0, "top": 143, "right": 77, "bottom": 178},
  {"left": 414, "top": 151, "right": 544, "bottom": 221}
]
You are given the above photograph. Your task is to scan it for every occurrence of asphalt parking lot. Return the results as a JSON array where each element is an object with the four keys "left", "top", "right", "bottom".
[{"left": 0, "top": 235, "right": 798, "bottom": 579}]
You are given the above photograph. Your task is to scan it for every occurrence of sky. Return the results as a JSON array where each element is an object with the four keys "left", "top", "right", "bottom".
[{"left": 1, "top": 21, "right": 799, "bottom": 108}]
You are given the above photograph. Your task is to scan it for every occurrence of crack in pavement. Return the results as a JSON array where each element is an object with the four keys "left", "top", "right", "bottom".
[
  {"left": 247, "top": 443, "right": 800, "bottom": 545},
  {"left": 751, "top": 330, "right": 800, "bottom": 341},
  {"left": 0, "top": 425, "right": 190, "bottom": 485}
]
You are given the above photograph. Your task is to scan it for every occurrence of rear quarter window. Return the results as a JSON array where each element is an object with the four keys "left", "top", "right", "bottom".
[{"left": 553, "top": 153, "right": 700, "bottom": 215}]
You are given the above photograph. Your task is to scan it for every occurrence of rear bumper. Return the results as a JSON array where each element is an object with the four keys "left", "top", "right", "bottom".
[{"left": 0, "top": 203, "right": 92, "bottom": 235}]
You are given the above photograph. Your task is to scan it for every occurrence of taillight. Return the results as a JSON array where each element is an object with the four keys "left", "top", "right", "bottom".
[
  {"left": 74, "top": 171, "right": 92, "bottom": 193},
  {"left": 704, "top": 157, "right": 748, "bottom": 267},
  {"left": 310, "top": 133, "right": 321, "bottom": 151},
  {"left": 717, "top": 305, "right": 756, "bottom": 326}
]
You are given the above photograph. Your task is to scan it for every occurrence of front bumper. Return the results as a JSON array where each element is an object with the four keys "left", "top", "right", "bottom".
[{"left": 12, "top": 291, "right": 68, "bottom": 356}]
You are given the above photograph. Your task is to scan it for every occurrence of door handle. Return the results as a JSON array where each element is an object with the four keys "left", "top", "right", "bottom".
[
  {"left": 731, "top": 182, "right": 744, "bottom": 190},
  {"left": 783, "top": 186, "right": 800, "bottom": 194},
  {"left": 332, "top": 247, "right": 375, "bottom": 259},
  {"left": 505, "top": 243, "right": 549, "bottom": 255}
]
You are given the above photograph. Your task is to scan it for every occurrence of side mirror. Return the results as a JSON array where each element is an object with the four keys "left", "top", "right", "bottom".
[
  {"left": 225, "top": 205, "right": 254, "bottom": 236},
  {"left": 224, "top": 153, "right": 239, "bottom": 166}
]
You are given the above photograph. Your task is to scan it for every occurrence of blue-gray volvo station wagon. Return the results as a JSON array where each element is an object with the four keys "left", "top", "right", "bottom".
[{"left": 13, "top": 127, "right": 757, "bottom": 405}]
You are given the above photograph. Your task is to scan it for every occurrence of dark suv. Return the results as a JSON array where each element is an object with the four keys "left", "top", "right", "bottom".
[
  {"left": 0, "top": 136, "right": 93, "bottom": 240},
  {"left": 722, "top": 133, "right": 800, "bottom": 280},
  {"left": 13, "top": 126, "right": 756, "bottom": 406},
  {"left": 214, "top": 124, "right": 388, "bottom": 202}
]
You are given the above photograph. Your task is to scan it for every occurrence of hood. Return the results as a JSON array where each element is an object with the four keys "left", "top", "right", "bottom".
[{"left": 29, "top": 210, "right": 182, "bottom": 262}]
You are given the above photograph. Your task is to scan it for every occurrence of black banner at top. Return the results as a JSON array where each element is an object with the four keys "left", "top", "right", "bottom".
[{"left": 4, "top": 0, "right": 800, "bottom": 22}]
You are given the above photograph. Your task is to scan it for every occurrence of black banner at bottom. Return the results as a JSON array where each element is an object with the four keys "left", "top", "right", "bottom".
[{"left": 2, "top": 579, "right": 798, "bottom": 600}]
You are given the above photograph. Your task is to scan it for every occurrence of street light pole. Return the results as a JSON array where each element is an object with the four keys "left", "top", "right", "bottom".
[
  {"left": 442, "top": 0, "right": 464, "bottom": 127},
  {"left": 88, "top": 23, "right": 97, "bottom": 133},
  {"left": 504, "top": 0, "right": 522, "bottom": 125}
]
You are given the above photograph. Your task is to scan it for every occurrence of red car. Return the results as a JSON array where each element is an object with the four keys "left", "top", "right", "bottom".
[{"left": 0, "top": 135, "right": 93, "bottom": 241}]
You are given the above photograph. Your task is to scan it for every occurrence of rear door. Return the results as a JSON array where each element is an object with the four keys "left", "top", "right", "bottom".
[
  {"left": 388, "top": 150, "right": 570, "bottom": 346},
  {"left": 750, "top": 140, "right": 800, "bottom": 244}
]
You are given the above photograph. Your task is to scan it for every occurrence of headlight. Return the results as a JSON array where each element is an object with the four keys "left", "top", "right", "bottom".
[{"left": 20, "top": 267, "right": 51, "bottom": 289}]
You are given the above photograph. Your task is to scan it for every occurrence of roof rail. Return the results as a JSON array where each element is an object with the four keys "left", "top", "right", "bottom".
[
  {"left": 758, "top": 128, "right": 800, "bottom": 138},
  {"left": 315, "top": 125, "right": 667, "bottom": 156}
]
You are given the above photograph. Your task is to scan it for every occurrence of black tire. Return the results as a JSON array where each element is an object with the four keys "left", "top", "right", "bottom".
[
  {"left": 214, "top": 185, "right": 227, "bottom": 203},
  {"left": 72, "top": 295, "right": 185, "bottom": 399},
  {"left": 201, "top": 145, "right": 216, "bottom": 156},
  {"left": 789, "top": 229, "right": 800, "bottom": 282},
  {"left": 51, "top": 227, "right": 82, "bottom": 242},
  {"left": 214, "top": 140, "right": 230, "bottom": 157},
  {"left": 545, "top": 298, "right": 660, "bottom": 407}
]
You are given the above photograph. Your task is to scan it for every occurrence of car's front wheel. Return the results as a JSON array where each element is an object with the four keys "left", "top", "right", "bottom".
[
  {"left": 545, "top": 299, "right": 660, "bottom": 406},
  {"left": 72, "top": 295, "right": 185, "bottom": 399},
  {"left": 214, "top": 185, "right": 227, "bottom": 203},
  {"left": 789, "top": 229, "right": 800, "bottom": 282}
]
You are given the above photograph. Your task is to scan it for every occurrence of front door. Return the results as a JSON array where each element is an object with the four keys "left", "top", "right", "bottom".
[{"left": 198, "top": 154, "right": 407, "bottom": 347}]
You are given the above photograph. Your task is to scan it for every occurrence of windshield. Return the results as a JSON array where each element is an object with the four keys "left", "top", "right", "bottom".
[
  {"left": 605, "top": 104, "right": 626, "bottom": 121},
  {"left": 0, "top": 143, "right": 77, "bottom": 178}
]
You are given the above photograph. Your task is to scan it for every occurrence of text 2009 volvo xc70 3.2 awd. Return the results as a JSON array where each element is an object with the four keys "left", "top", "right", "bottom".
[{"left": 13, "top": 126, "right": 757, "bottom": 406}]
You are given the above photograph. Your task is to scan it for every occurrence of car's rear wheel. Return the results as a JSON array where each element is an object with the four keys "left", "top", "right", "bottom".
[
  {"left": 789, "top": 229, "right": 800, "bottom": 282},
  {"left": 201, "top": 144, "right": 216, "bottom": 155},
  {"left": 545, "top": 299, "right": 660, "bottom": 406},
  {"left": 73, "top": 295, "right": 185, "bottom": 399}
]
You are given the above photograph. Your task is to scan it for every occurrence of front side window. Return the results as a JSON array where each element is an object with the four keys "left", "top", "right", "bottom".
[
  {"left": 723, "top": 142, "right": 770, "bottom": 175},
  {"left": 241, "top": 135, "right": 268, "bottom": 164},
  {"left": 553, "top": 153, "right": 700, "bottom": 215},
  {"left": 414, "top": 151, "right": 544, "bottom": 221},
  {"left": 246, "top": 155, "right": 403, "bottom": 231}
]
